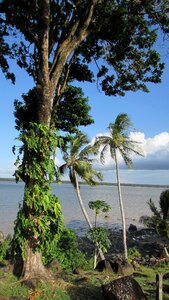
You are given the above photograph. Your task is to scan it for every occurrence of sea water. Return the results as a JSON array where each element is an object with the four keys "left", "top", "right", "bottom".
[{"left": 0, "top": 181, "right": 167, "bottom": 236}]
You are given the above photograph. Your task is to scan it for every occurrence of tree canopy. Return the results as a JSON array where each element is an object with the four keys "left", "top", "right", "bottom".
[{"left": 1, "top": 0, "right": 169, "bottom": 101}]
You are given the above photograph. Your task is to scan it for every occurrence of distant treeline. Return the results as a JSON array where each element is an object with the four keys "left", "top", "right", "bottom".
[{"left": 0, "top": 178, "right": 168, "bottom": 189}]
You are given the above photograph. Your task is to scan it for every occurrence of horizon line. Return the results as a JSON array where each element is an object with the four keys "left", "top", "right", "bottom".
[{"left": 0, "top": 177, "right": 168, "bottom": 188}]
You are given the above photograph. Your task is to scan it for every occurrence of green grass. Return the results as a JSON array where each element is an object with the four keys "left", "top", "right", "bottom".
[
  {"left": 135, "top": 264, "right": 169, "bottom": 300},
  {"left": 0, "top": 270, "right": 28, "bottom": 299},
  {"left": 0, "top": 263, "right": 169, "bottom": 299}
]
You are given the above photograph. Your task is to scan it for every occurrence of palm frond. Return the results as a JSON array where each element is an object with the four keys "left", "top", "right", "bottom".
[
  {"left": 109, "top": 145, "right": 115, "bottom": 160},
  {"left": 78, "top": 155, "right": 93, "bottom": 162},
  {"left": 109, "top": 113, "right": 132, "bottom": 135},
  {"left": 71, "top": 132, "right": 89, "bottom": 156},
  {"left": 75, "top": 160, "right": 103, "bottom": 186},
  {"left": 79, "top": 144, "right": 95, "bottom": 159},
  {"left": 83, "top": 169, "right": 103, "bottom": 186},
  {"left": 148, "top": 198, "right": 161, "bottom": 218},
  {"left": 139, "top": 215, "right": 157, "bottom": 229},
  {"left": 62, "top": 153, "right": 69, "bottom": 162},
  {"left": 123, "top": 140, "right": 144, "bottom": 157},
  {"left": 118, "top": 148, "right": 133, "bottom": 168},
  {"left": 100, "top": 143, "right": 110, "bottom": 164}
]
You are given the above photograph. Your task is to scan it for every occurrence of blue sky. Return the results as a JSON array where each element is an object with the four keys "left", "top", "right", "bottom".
[{"left": 0, "top": 49, "right": 169, "bottom": 184}]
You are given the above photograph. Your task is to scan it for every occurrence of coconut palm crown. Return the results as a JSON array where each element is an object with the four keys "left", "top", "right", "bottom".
[
  {"left": 59, "top": 131, "right": 103, "bottom": 187},
  {"left": 95, "top": 113, "right": 143, "bottom": 167}
]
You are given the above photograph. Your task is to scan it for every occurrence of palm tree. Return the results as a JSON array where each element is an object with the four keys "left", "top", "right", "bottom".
[
  {"left": 94, "top": 113, "right": 143, "bottom": 261},
  {"left": 58, "top": 131, "right": 105, "bottom": 262}
]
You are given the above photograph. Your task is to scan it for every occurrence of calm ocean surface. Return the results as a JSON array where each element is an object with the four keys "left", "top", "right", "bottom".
[{"left": 0, "top": 181, "right": 167, "bottom": 236}]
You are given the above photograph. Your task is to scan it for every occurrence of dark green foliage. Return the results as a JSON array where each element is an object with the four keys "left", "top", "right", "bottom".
[
  {"left": 0, "top": 20, "right": 15, "bottom": 83},
  {"left": 14, "top": 89, "right": 38, "bottom": 132},
  {"left": 48, "top": 228, "right": 88, "bottom": 270},
  {"left": 160, "top": 189, "right": 169, "bottom": 220},
  {"left": 140, "top": 189, "right": 169, "bottom": 238},
  {"left": 0, "top": 235, "right": 12, "bottom": 262},
  {"left": 1, "top": 1, "right": 169, "bottom": 95},
  {"left": 53, "top": 85, "right": 94, "bottom": 133},
  {"left": 14, "top": 86, "right": 94, "bottom": 134}
]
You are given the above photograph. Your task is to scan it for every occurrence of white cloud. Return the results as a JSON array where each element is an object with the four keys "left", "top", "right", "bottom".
[
  {"left": 94, "top": 131, "right": 169, "bottom": 170},
  {"left": 1, "top": 132, "right": 168, "bottom": 183}
]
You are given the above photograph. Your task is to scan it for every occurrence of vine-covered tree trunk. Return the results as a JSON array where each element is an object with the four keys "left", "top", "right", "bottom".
[{"left": 13, "top": 124, "right": 64, "bottom": 280}]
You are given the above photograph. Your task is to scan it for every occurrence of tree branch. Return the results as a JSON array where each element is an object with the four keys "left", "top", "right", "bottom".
[
  {"left": 52, "top": 51, "right": 77, "bottom": 114},
  {"left": 49, "top": 0, "right": 99, "bottom": 95}
]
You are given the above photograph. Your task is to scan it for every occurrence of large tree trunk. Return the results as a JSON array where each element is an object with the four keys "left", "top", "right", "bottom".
[
  {"left": 73, "top": 171, "right": 105, "bottom": 262},
  {"left": 20, "top": 1, "right": 51, "bottom": 280},
  {"left": 114, "top": 150, "right": 128, "bottom": 261},
  {"left": 19, "top": 0, "right": 99, "bottom": 280},
  {"left": 21, "top": 242, "right": 49, "bottom": 280},
  {"left": 20, "top": 177, "right": 49, "bottom": 280}
]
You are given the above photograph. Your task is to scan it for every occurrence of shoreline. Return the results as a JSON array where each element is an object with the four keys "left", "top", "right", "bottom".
[
  {"left": 0, "top": 177, "right": 169, "bottom": 188},
  {"left": 0, "top": 221, "right": 147, "bottom": 240}
]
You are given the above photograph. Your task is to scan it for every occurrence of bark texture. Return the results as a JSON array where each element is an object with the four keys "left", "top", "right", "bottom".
[{"left": 22, "top": 243, "right": 48, "bottom": 280}]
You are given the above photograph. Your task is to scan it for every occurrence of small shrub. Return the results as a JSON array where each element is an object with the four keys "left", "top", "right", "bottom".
[
  {"left": 43, "top": 228, "right": 88, "bottom": 271},
  {"left": 140, "top": 189, "right": 169, "bottom": 238},
  {"left": 87, "top": 227, "right": 111, "bottom": 254},
  {"left": 0, "top": 235, "right": 12, "bottom": 262},
  {"left": 88, "top": 200, "right": 111, "bottom": 268},
  {"left": 128, "top": 246, "right": 141, "bottom": 263}
]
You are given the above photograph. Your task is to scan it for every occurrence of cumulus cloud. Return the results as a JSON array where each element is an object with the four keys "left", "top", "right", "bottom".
[{"left": 94, "top": 131, "right": 169, "bottom": 170}]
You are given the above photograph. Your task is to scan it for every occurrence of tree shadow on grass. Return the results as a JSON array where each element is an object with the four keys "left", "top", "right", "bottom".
[
  {"left": 57, "top": 270, "right": 108, "bottom": 300},
  {"left": 66, "top": 280, "right": 104, "bottom": 300}
]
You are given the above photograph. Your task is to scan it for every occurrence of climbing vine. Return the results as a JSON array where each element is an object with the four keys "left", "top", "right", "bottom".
[{"left": 12, "top": 123, "right": 64, "bottom": 263}]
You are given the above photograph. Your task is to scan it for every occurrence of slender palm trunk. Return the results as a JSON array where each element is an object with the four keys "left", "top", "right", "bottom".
[
  {"left": 114, "top": 150, "right": 128, "bottom": 261},
  {"left": 73, "top": 171, "right": 105, "bottom": 262}
]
